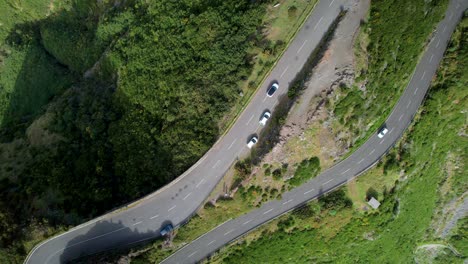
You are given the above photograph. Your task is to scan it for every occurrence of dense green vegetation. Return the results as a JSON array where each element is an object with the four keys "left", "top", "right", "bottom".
[
  {"left": 287, "top": 157, "right": 320, "bottom": 187},
  {"left": 213, "top": 13, "right": 468, "bottom": 263},
  {"left": 0, "top": 0, "right": 285, "bottom": 261}
]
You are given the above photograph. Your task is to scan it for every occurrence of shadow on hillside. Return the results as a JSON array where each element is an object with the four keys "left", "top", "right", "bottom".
[
  {"left": 60, "top": 219, "right": 171, "bottom": 263},
  {"left": 0, "top": 20, "right": 72, "bottom": 142}
]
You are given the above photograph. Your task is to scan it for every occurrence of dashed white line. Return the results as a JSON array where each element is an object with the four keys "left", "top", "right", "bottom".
[
  {"left": 188, "top": 251, "right": 198, "bottom": 258},
  {"left": 280, "top": 66, "right": 290, "bottom": 78},
  {"left": 380, "top": 139, "right": 385, "bottom": 145},
  {"left": 263, "top": 209, "right": 273, "bottom": 215},
  {"left": 207, "top": 240, "right": 216, "bottom": 246},
  {"left": 329, "top": 0, "right": 335, "bottom": 7},
  {"left": 407, "top": 100, "right": 411, "bottom": 109},
  {"left": 399, "top": 114, "right": 404, "bottom": 121},
  {"left": 263, "top": 96, "right": 267, "bottom": 102},
  {"left": 168, "top": 205, "right": 176, "bottom": 212},
  {"left": 283, "top": 199, "right": 294, "bottom": 205},
  {"left": 369, "top": 149, "right": 376, "bottom": 155},
  {"left": 314, "top": 16, "right": 323, "bottom": 30},
  {"left": 443, "top": 25, "right": 447, "bottom": 33},
  {"left": 449, "top": 12, "right": 454, "bottom": 20},
  {"left": 429, "top": 54, "right": 434, "bottom": 62},
  {"left": 436, "top": 39, "right": 441, "bottom": 48},
  {"left": 420, "top": 71, "right": 426, "bottom": 81},
  {"left": 224, "top": 229, "right": 235, "bottom": 236},
  {"left": 414, "top": 86, "right": 419, "bottom": 95},
  {"left": 246, "top": 114, "right": 255, "bottom": 125},
  {"left": 358, "top": 158, "right": 365, "bottom": 164},
  {"left": 132, "top": 221, "right": 142, "bottom": 226},
  {"left": 242, "top": 220, "right": 252, "bottom": 225},
  {"left": 297, "top": 40, "right": 308, "bottom": 54},
  {"left": 228, "top": 139, "right": 237, "bottom": 150},
  {"left": 323, "top": 179, "right": 334, "bottom": 186},
  {"left": 341, "top": 168, "right": 350, "bottom": 175},
  {"left": 196, "top": 178, "right": 205, "bottom": 188},
  {"left": 212, "top": 160, "right": 221, "bottom": 168},
  {"left": 150, "top": 214, "right": 159, "bottom": 220},
  {"left": 304, "top": 189, "right": 315, "bottom": 195},
  {"left": 183, "top": 192, "right": 192, "bottom": 201},
  {"left": 389, "top": 128, "right": 394, "bottom": 134}
]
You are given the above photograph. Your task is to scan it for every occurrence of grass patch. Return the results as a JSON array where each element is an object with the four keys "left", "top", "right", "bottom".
[{"left": 287, "top": 156, "right": 320, "bottom": 187}]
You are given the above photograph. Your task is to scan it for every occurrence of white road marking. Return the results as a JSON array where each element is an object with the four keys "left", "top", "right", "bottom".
[
  {"left": 449, "top": 12, "right": 454, "bottom": 20},
  {"left": 224, "top": 229, "right": 235, "bottom": 236},
  {"left": 212, "top": 160, "right": 221, "bottom": 168},
  {"left": 304, "top": 189, "right": 315, "bottom": 195},
  {"left": 399, "top": 114, "right": 404, "bottom": 121},
  {"left": 297, "top": 40, "right": 308, "bottom": 54},
  {"left": 246, "top": 114, "right": 255, "bottom": 125},
  {"left": 323, "top": 179, "right": 333, "bottom": 186},
  {"left": 228, "top": 139, "right": 237, "bottom": 150},
  {"left": 188, "top": 251, "right": 198, "bottom": 258},
  {"left": 168, "top": 205, "right": 176, "bottom": 212},
  {"left": 341, "top": 168, "right": 350, "bottom": 175},
  {"left": 314, "top": 16, "right": 323, "bottom": 30},
  {"left": 150, "top": 214, "right": 159, "bottom": 220},
  {"left": 263, "top": 209, "right": 273, "bottom": 215},
  {"left": 436, "top": 39, "right": 441, "bottom": 48},
  {"left": 280, "top": 65, "right": 289, "bottom": 78},
  {"left": 369, "top": 149, "right": 375, "bottom": 155},
  {"left": 208, "top": 240, "right": 216, "bottom": 245},
  {"left": 407, "top": 100, "right": 411, "bottom": 109},
  {"left": 329, "top": 0, "right": 335, "bottom": 7},
  {"left": 242, "top": 220, "right": 252, "bottom": 225},
  {"left": 132, "top": 221, "right": 142, "bottom": 226},
  {"left": 443, "top": 25, "right": 447, "bottom": 33},
  {"left": 263, "top": 96, "right": 268, "bottom": 102},
  {"left": 421, "top": 71, "right": 426, "bottom": 81},
  {"left": 380, "top": 139, "right": 385, "bottom": 144},
  {"left": 414, "top": 86, "right": 419, "bottom": 95},
  {"left": 183, "top": 192, "right": 192, "bottom": 201},
  {"left": 358, "top": 158, "right": 365, "bottom": 164},
  {"left": 429, "top": 54, "right": 434, "bottom": 62},
  {"left": 196, "top": 178, "right": 205, "bottom": 188},
  {"left": 389, "top": 128, "right": 394, "bottom": 134},
  {"left": 283, "top": 199, "right": 294, "bottom": 205}
]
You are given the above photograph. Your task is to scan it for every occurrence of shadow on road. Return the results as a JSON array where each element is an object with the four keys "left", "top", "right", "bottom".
[{"left": 60, "top": 219, "right": 171, "bottom": 263}]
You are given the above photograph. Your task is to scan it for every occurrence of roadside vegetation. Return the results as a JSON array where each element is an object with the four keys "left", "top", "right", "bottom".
[
  {"left": 0, "top": 0, "right": 321, "bottom": 262},
  {"left": 210, "top": 13, "right": 468, "bottom": 263}
]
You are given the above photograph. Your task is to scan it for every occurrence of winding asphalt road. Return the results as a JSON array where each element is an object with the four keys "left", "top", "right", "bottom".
[
  {"left": 25, "top": 0, "right": 348, "bottom": 263},
  {"left": 161, "top": 0, "right": 468, "bottom": 263},
  {"left": 24, "top": 0, "right": 467, "bottom": 263}
]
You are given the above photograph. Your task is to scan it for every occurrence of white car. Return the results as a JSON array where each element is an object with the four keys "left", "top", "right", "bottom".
[
  {"left": 247, "top": 136, "right": 258, "bottom": 149},
  {"left": 259, "top": 111, "right": 271, "bottom": 126},
  {"left": 267, "top": 82, "right": 279, "bottom": 97},
  {"left": 377, "top": 127, "right": 389, "bottom": 138}
]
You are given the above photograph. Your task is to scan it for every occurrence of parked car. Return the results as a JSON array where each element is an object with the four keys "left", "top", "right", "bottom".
[
  {"left": 247, "top": 136, "right": 258, "bottom": 149},
  {"left": 377, "top": 126, "right": 389, "bottom": 138},
  {"left": 267, "top": 82, "right": 279, "bottom": 97},
  {"left": 259, "top": 111, "right": 271, "bottom": 126},
  {"left": 160, "top": 224, "right": 173, "bottom": 236}
]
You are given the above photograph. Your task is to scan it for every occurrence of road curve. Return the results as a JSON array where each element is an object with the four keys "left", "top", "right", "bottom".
[
  {"left": 24, "top": 0, "right": 348, "bottom": 263},
  {"left": 161, "top": 0, "right": 468, "bottom": 263}
]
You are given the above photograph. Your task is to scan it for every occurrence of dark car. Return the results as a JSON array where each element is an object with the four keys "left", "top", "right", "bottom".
[
  {"left": 160, "top": 224, "right": 173, "bottom": 236},
  {"left": 267, "top": 82, "right": 279, "bottom": 97}
]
